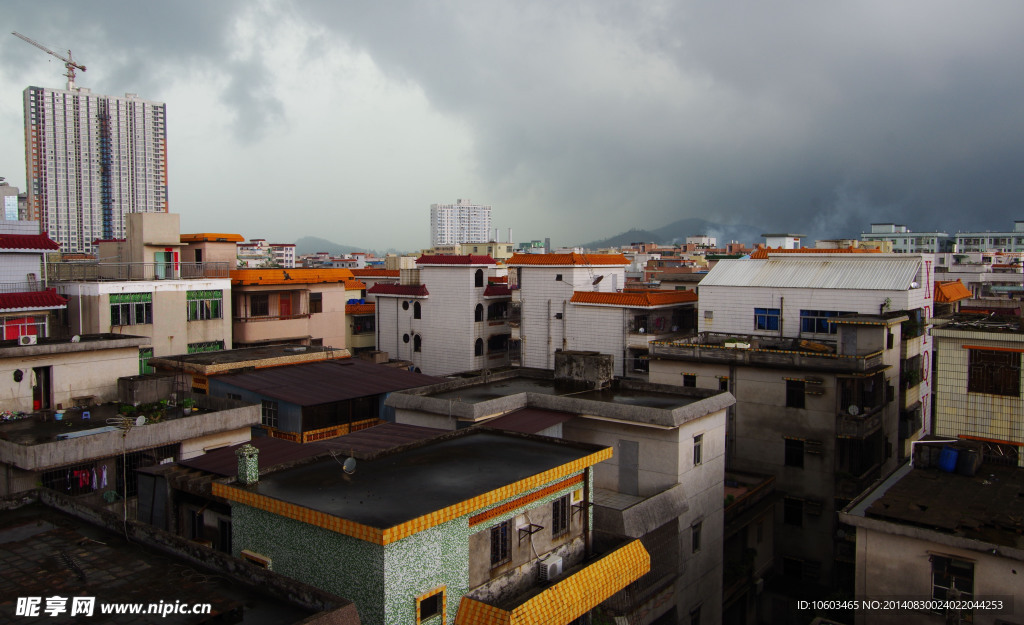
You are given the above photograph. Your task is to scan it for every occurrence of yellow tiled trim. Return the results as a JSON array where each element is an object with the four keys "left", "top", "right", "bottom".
[
  {"left": 453, "top": 539, "right": 651, "bottom": 625},
  {"left": 467, "top": 475, "right": 583, "bottom": 527},
  {"left": 416, "top": 585, "right": 446, "bottom": 625},
  {"left": 215, "top": 446, "right": 611, "bottom": 545}
]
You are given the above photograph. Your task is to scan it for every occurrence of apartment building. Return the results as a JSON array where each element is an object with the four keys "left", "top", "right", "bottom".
[
  {"left": 429, "top": 198, "right": 492, "bottom": 246},
  {"left": 386, "top": 354, "right": 734, "bottom": 625},
  {"left": 861, "top": 223, "right": 954, "bottom": 253},
  {"left": 370, "top": 254, "right": 511, "bottom": 375},
  {"left": 23, "top": 86, "right": 167, "bottom": 254},
  {"left": 647, "top": 253, "right": 934, "bottom": 605},
  {"left": 50, "top": 213, "right": 232, "bottom": 370},
  {"left": 216, "top": 429, "right": 649, "bottom": 624},
  {"left": 236, "top": 238, "right": 297, "bottom": 268},
  {"left": 231, "top": 268, "right": 364, "bottom": 349},
  {"left": 933, "top": 251, "right": 1024, "bottom": 312},
  {"left": 954, "top": 221, "right": 1024, "bottom": 252}
]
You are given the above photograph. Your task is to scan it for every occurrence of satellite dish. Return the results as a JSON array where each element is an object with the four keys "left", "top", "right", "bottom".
[
  {"left": 135, "top": 416, "right": 146, "bottom": 427},
  {"left": 70, "top": 335, "right": 81, "bottom": 343},
  {"left": 848, "top": 405, "right": 861, "bottom": 416},
  {"left": 910, "top": 281, "right": 920, "bottom": 289},
  {"left": 343, "top": 457, "right": 357, "bottom": 475},
  {"left": 592, "top": 275, "right": 604, "bottom": 285}
]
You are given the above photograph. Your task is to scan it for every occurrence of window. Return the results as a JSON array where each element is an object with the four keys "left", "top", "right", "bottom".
[
  {"left": 799, "top": 310, "right": 852, "bottom": 334},
  {"left": 783, "top": 497, "right": 803, "bottom": 527},
  {"left": 353, "top": 316, "right": 375, "bottom": 334},
  {"left": 261, "top": 400, "right": 279, "bottom": 428},
  {"left": 691, "top": 521, "right": 702, "bottom": 553},
  {"left": 931, "top": 555, "right": 974, "bottom": 607},
  {"left": 786, "top": 380, "right": 805, "bottom": 409},
  {"left": 689, "top": 605, "right": 701, "bottom": 625},
  {"left": 693, "top": 434, "right": 703, "bottom": 466},
  {"left": 555, "top": 274, "right": 563, "bottom": 281},
  {"left": 552, "top": 495, "right": 570, "bottom": 537},
  {"left": 719, "top": 377, "right": 729, "bottom": 391},
  {"left": 413, "top": 334, "right": 422, "bottom": 352},
  {"left": 475, "top": 338, "right": 484, "bottom": 357},
  {"left": 683, "top": 374, "right": 696, "bottom": 387},
  {"left": 475, "top": 303, "right": 484, "bottom": 322},
  {"left": 188, "top": 341, "right": 224, "bottom": 354},
  {"left": 187, "top": 290, "right": 223, "bottom": 321},
  {"left": 968, "top": 349, "right": 1021, "bottom": 396},
  {"left": 785, "top": 438, "right": 805, "bottom": 468},
  {"left": 754, "top": 307, "right": 781, "bottom": 331},
  {"left": 250, "top": 294, "right": 269, "bottom": 317},
  {"left": 110, "top": 293, "right": 152, "bottom": 326},
  {"left": 418, "top": 588, "right": 445, "bottom": 622},
  {"left": 413, "top": 301, "right": 421, "bottom": 319},
  {"left": 475, "top": 269, "right": 484, "bottom": 288},
  {"left": 490, "top": 521, "right": 511, "bottom": 567},
  {"left": 309, "top": 292, "right": 322, "bottom": 314}
]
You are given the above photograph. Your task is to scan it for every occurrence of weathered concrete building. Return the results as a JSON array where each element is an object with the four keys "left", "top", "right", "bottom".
[
  {"left": 216, "top": 429, "right": 649, "bottom": 624},
  {"left": 385, "top": 356, "right": 733, "bottom": 625}
]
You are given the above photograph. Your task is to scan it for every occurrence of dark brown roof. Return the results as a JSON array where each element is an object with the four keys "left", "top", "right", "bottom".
[
  {"left": 178, "top": 436, "right": 325, "bottom": 476},
  {"left": 481, "top": 407, "right": 577, "bottom": 434},
  {"left": 212, "top": 358, "right": 442, "bottom": 406},
  {"left": 367, "top": 283, "right": 429, "bottom": 297},
  {"left": 315, "top": 423, "right": 446, "bottom": 459}
]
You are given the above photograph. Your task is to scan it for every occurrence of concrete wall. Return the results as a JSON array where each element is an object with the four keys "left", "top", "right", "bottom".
[
  {"left": 853, "top": 525, "right": 1022, "bottom": 625},
  {"left": 233, "top": 283, "right": 347, "bottom": 349},
  {"left": 58, "top": 279, "right": 233, "bottom": 356},
  {"left": 0, "top": 343, "right": 142, "bottom": 412},
  {"left": 125, "top": 212, "right": 181, "bottom": 266}
]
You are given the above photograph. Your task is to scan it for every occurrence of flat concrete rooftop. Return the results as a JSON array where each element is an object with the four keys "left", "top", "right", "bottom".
[
  {"left": 0, "top": 504, "right": 317, "bottom": 624},
  {"left": 427, "top": 377, "right": 698, "bottom": 410},
  {"left": 243, "top": 431, "right": 604, "bottom": 528}
]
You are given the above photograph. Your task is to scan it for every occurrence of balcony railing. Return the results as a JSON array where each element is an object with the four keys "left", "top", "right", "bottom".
[
  {"left": 836, "top": 411, "right": 882, "bottom": 439},
  {"left": 48, "top": 261, "right": 230, "bottom": 282},
  {"left": 0, "top": 281, "right": 46, "bottom": 294}
]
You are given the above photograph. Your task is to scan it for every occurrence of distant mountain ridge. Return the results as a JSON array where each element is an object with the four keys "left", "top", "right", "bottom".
[
  {"left": 294, "top": 236, "right": 370, "bottom": 256},
  {"left": 581, "top": 218, "right": 767, "bottom": 249}
]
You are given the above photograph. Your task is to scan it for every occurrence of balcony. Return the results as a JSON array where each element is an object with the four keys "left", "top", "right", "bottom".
[
  {"left": 457, "top": 539, "right": 649, "bottom": 624},
  {"left": 651, "top": 333, "right": 884, "bottom": 373},
  {"left": 836, "top": 411, "right": 882, "bottom": 439},
  {"left": 48, "top": 261, "right": 230, "bottom": 282}
]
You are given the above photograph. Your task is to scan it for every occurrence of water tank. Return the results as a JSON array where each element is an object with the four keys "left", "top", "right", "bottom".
[{"left": 938, "top": 446, "right": 959, "bottom": 473}]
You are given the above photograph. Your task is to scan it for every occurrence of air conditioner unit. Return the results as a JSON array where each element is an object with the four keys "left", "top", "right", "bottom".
[
  {"left": 19, "top": 335, "right": 38, "bottom": 346},
  {"left": 538, "top": 555, "right": 562, "bottom": 582}
]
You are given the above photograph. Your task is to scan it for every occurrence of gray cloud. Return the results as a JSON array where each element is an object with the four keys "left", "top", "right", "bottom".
[{"left": 4, "top": 1, "right": 1024, "bottom": 247}]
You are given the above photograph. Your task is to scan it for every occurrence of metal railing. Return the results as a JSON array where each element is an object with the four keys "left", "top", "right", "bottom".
[
  {"left": 0, "top": 281, "right": 47, "bottom": 294},
  {"left": 47, "top": 261, "right": 230, "bottom": 282}
]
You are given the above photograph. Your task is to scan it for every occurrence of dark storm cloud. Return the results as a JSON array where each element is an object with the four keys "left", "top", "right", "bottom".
[{"left": 8, "top": 1, "right": 1024, "bottom": 243}]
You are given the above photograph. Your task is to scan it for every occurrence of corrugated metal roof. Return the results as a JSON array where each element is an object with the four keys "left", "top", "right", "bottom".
[
  {"left": 214, "top": 358, "right": 443, "bottom": 406},
  {"left": 698, "top": 258, "right": 921, "bottom": 291}
]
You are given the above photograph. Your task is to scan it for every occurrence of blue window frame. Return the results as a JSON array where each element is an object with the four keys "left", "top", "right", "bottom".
[
  {"left": 800, "top": 310, "right": 853, "bottom": 334},
  {"left": 754, "top": 308, "right": 780, "bottom": 331}
]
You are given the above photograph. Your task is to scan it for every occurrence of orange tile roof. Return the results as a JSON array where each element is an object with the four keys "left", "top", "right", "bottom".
[
  {"left": 346, "top": 303, "right": 375, "bottom": 315},
  {"left": 349, "top": 268, "right": 400, "bottom": 277},
  {"left": 749, "top": 246, "right": 881, "bottom": 259},
  {"left": 506, "top": 253, "right": 629, "bottom": 266},
  {"left": 231, "top": 268, "right": 360, "bottom": 286},
  {"left": 935, "top": 280, "right": 973, "bottom": 303},
  {"left": 180, "top": 233, "right": 245, "bottom": 243},
  {"left": 570, "top": 290, "right": 698, "bottom": 307}
]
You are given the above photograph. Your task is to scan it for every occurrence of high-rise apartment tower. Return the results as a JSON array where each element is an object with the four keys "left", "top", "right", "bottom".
[
  {"left": 23, "top": 86, "right": 168, "bottom": 253},
  {"left": 429, "top": 198, "right": 491, "bottom": 247}
]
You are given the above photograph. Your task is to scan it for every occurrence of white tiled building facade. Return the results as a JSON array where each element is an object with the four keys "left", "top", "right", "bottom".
[
  {"left": 429, "top": 199, "right": 491, "bottom": 247},
  {"left": 23, "top": 86, "right": 168, "bottom": 254}
]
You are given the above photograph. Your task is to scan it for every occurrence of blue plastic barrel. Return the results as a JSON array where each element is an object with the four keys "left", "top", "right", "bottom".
[{"left": 938, "top": 446, "right": 959, "bottom": 473}]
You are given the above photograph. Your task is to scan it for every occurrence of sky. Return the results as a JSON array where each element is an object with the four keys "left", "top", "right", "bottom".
[{"left": 3, "top": 1, "right": 1024, "bottom": 251}]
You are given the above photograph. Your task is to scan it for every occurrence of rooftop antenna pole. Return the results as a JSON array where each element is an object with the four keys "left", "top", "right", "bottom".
[{"left": 12, "top": 31, "right": 87, "bottom": 90}]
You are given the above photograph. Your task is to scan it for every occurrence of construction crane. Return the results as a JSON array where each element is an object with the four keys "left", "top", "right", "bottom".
[{"left": 11, "top": 31, "right": 86, "bottom": 90}]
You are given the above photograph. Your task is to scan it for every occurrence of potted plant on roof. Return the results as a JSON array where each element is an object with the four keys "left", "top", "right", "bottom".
[{"left": 182, "top": 398, "right": 195, "bottom": 415}]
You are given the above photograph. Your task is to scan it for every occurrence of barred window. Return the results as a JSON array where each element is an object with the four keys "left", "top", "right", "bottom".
[
  {"left": 968, "top": 349, "right": 1021, "bottom": 396},
  {"left": 261, "top": 400, "right": 279, "bottom": 428},
  {"left": 110, "top": 293, "right": 152, "bottom": 326},
  {"left": 187, "top": 290, "right": 223, "bottom": 321},
  {"left": 552, "top": 495, "right": 570, "bottom": 537},
  {"left": 490, "top": 521, "right": 511, "bottom": 567},
  {"left": 799, "top": 310, "right": 853, "bottom": 334}
]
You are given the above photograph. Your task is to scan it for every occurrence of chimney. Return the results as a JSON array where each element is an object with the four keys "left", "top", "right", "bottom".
[{"left": 236, "top": 443, "right": 259, "bottom": 485}]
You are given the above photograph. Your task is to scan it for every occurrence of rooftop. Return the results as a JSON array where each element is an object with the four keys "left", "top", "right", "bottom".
[
  {"left": 218, "top": 430, "right": 607, "bottom": 530},
  {"left": 0, "top": 288, "right": 67, "bottom": 312},
  {"left": 569, "top": 289, "right": 697, "bottom": 308},
  {"left": 348, "top": 268, "right": 399, "bottom": 277},
  {"left": 416, "top": 254, "right": 497, "bottom": 265},
  {"left": 0, "top": 333, "right": 149, "bottom": 357},
  {"left": 748, "top": 246, "right": 881, "bottom": 259},
  {"left": 932, "top": 314, "right": 1023, "bottom": 335},
  {"left": 846, "top": 462, "right": 1024, "bottom": 552},
  {"left": 230, "top": 268, "right": 365, "bottom": 289},
  {"left": 506, "top": 253, "right": 630, "bottom": 267},
  {"left": 149, "top": 344, "right": 348, "bottom": 374},
  {"left": 698, "top": 255, "right": 924, "bottom": 291},
  {"left": 0, "top": 232, "right": 59, "bottom": 251},
  {"left": 366, "top": 283, "right": 429, "bottom": 297},
  {"left": 0, "top": 502, "right": 354, "bottom": 624},
  {"left": 212, "top": 358, "right": 444, "bottom": 406},
  {"left": 179, "top": 232, "right": 245, "bottom": 243}
]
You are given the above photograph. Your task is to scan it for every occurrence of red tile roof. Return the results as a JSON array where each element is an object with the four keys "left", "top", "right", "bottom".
[
  {"left": 506, "top": 253, "right": 629, "bottom": 266},
  {"left": 0, "top": 233, "right": 60, "bottom": 251},
  {"left": 367, "top": 283, "right": 429, "bottom": 297},
  {"left": 417, "top": 254, "right": 497, "bottom": 265},
  {"left": 935, "top": 280, "right": 973, "bottom": 304},
  {"left": 483, "top": 285, "right": 512, "bottom": 297},
  {"left": 570, "top": 290, "right": 698, "bottom": 308},
  {"left": 0, "top": 289, "right": 67, "bottom": 312},
  {"left": 350, "top": 268, "right": 400, "bottom": 277},
  {"left": 346, "top": 303, "right": 375, "bottom": 315}
]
